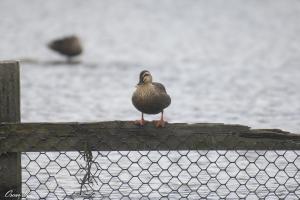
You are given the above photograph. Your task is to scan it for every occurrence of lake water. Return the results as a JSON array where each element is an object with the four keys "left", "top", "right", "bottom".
[
  {"left": 1, "top": 0, "right": 300, "bottom": 199},
  {"left": 0, "top": 0, "right": 300, "bottom": 132}
]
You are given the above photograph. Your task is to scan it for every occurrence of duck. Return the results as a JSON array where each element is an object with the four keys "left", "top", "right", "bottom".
[
  {"left": 48, "top": 35, "right": 83, "bottom": 61},
  {"left": 132, "top": 70, "right": 171, "bottom": 127}
]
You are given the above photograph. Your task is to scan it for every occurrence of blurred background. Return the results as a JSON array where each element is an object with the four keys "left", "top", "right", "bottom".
[{"left": 0, "top": 0, "right": 299, "bottom": 132}]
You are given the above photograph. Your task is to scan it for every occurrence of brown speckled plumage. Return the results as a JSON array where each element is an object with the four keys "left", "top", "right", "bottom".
[
  {"left": 132, "top": 82, "right": 171, "bottom": 114},
  {"left": 132, "top": 70, "right": 171, "bottom": 127}
]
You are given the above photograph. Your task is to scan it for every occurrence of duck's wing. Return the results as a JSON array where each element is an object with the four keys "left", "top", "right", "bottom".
[
  {"left": 153, "top": 82, "right": 171, "bottom": 109},
  {"left": 153, "top": 82, "right": 167, "bottom": 93}
]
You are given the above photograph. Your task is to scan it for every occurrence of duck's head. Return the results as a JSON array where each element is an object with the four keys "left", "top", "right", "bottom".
[{"left": 138, "top": 70, "right": 152, "bottom": 85}]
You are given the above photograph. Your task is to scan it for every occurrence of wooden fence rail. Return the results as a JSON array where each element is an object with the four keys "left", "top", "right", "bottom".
[{"left": 0, "top": 122, "right": 300, "bottom": 153}]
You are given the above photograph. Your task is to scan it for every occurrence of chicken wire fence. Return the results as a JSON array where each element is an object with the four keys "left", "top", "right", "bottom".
[{"left": 22, "top": 150, "right": 300, "bottom": 200}]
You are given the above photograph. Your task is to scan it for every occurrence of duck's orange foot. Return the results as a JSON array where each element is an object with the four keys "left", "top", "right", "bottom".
[
  {"left": 134, "top": 120, "right": 147, "bottom": 126},
  {"left": 154, "top": 120, "right": 167, "bottom": 128}
]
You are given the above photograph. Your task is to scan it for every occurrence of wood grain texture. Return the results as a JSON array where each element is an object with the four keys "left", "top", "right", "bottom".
[
  {"left": 0, "top": 61, "right": 20, "bottom": 122},
  {"left": 0, "top": 61, "right": 21, "bottom": 196},
  {"left": 0, "top": 121, "right": 299, "bottom": 152}
]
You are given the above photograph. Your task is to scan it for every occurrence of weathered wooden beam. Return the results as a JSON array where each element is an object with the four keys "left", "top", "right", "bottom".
[
  {"left": 0, "top": 61, "right": 20, "bottom": 121},
  {"left": 0, "top": 61, "right": 21, "bottom": 197},
  {"left": 0, "top": 121, "right": 299, "bottom": 152}
]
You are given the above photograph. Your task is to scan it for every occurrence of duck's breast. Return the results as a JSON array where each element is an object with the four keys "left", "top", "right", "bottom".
[{"left": 132, "top": 85, "right": 171, "bottom": 114}]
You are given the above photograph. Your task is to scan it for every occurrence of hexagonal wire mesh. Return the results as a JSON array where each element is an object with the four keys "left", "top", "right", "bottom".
[{"left": 22, "top": 150, "right": 300, "bottom": 199}]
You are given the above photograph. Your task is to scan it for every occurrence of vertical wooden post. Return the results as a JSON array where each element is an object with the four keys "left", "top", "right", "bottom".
[{"left": 0, "top": 61, "right": 21, "bottom": 198}]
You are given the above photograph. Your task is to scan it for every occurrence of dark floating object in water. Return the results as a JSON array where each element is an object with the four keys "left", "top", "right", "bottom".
[{"left": 48, "top": 35, "right": 83, "bottom": 59}]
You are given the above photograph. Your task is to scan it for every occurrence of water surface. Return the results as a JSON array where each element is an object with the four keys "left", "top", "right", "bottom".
[{"left": 1, "top": 0, "right": 300, "bottom": 132}]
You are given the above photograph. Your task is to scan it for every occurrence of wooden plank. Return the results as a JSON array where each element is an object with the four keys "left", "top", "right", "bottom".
[
  {"left": 0, "top": 121, "right": 299, "bottom": 152},
  {"left": 0, "top": 61, "right": 21, "bottom": 197}
]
